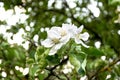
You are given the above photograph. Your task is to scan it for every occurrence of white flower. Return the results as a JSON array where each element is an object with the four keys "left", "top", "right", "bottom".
[
  {"left": 62, "top": 24, "right": 89, "bottom": 48},
  {"left": 62, "top": 61, "right": 74, "bottom": 74},
  {"left": 74, "top": 25, "right": 89, "bottom": 48},
  {"left": 23, "top": 68, "right": 29, "bottom": 75},
  {"left": 41, "top": 27, "right": 70, "bottom": 55},
  {"left": 41, "top": 24, "right": 90, "bottom": 55}
]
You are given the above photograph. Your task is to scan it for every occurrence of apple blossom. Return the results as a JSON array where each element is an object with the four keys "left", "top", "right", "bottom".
[
  {"left": 41, "top": 24, "right": 90, "bottom": 55},
  {"left": 41, "top": 27, "right": 70, "bottom": 55},
  {"left": 74, "top": 25, "right": 89, "bottom": 48}
]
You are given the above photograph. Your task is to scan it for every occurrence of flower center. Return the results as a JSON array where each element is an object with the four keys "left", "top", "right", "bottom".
[
  {"left": 60, "top": 30, "right": 67, "bottom": 36},
  {"left": 52, "top": 38, "right": 60, "bottom": 43},
  {"left": 76, "top": 34, "right": 81, "bottom": 39}
]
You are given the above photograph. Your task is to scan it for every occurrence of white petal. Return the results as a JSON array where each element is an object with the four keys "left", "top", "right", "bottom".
[
  {"left": 51, "top": 27, "right": 62, "bottom": 33},
  {"left": 74, "top": 38, "right": 89, "bottom": 48},
  {"left": 62, "top": 24, "right": 77, "bottom": 38},
  {"left": 80, "top": 32, "right": 89, "bottom": 41},
  {"left": 62, "top": 24, "right": 70, "bottom": 29},
  {"left": 60, "top": 35, "right": 70, "bottom": 44},
  {"left": 77, "top": 25, "right": 84, "bottom": 33},
  {"left": 52, "top": 27, "right": 68, "bottom": 37},
  {"left": 49, "top": 47, "right": 57, "bottom": 55},
  {"left": 49, "top": 43, "right": 63, "bottom": 55},
  {"left": 74, "top": 37, "right": 82, "bottom": 44},
  {"left": 47, "top": 27, "right": 61, "bottom": 39},
  {"left": 79, "top": 41, "right": 89, "bottom": 48},
  {"left": 62, "top": 23, "right": 77, "bottom": 29},
  {"left": 41, "top": 39, "right": 54, "bottom": 47}
]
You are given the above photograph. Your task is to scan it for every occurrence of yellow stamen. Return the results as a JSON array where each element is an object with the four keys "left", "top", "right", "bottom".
[
  {"left": 61, "top": 30, "right": 67, "bottom": 36},
  {"left": 76, "top": 34, "right": 81, "bottom": 39},
  {"left": 52, "top": 38, "right": 60, "bottom": 43}
]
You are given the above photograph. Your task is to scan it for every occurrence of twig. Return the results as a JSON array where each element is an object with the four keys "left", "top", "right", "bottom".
[
  {"left": 44, "top": 57, "right": 69, "bottom": 80},
  {"left": 89, "top": 57, "right": 120, "bottom": 80},
  {"left": 62, "top": 72, "right": 70, "bottom": 80}
]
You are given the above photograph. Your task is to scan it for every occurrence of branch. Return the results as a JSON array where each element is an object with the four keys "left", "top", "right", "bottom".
[
  {"left": 89, "top": 57, "right": 120, "bottom": 80},
  {"left": 62, "top": 72, "right": 70, "bottom": 80},
  {"left": 44, "top": 57, "right": 69, "bottom": 80}
]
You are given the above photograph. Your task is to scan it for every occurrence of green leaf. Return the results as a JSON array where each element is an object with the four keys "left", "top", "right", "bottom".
[
  {"left": 75, "top": 53, "right": 87, "bottom": 75},
  {"left": 29, "top": 64, "right": 40, "bottom": 77},
  {"left": 81, "top": 58, "right": 87, "bottom": 71},
  {"left": 69, "top": 54, "right": 81, "bottom": 72},
  {"left": 78, "top": 68, "right": 85, "bottom": 76},
  {"left": 38, "top": 74, "right": 44, "bottom": 80},
  {"left": 35, "top": 47, "right": 49, "bottom": 62},
  {"left": 75, "top": 45, "right": 81, "bottom": 53},
  {"left": 27, "top": 59, "right": 34, "bottom": 64},
  {"left": 82, "top": 47, "right": 104, "bottom": 57},
  {"left": 46, "top": 54, "right": 60, "bottom": 65},
  {"left": 36, "top": 46, "right": 45, "bottom": 55},
  {"left": 109, "top": 0, "right": 120, "bottom": 4}
]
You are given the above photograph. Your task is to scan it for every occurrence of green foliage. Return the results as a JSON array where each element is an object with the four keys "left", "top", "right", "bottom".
[
  {"left": 0, "top": 0, "right": 120, "bottom": 80},
  {"left": 69, "top": 54, "right": 81, "bottom": 72},
  {"left": 2, "top": 0, "right": 22, "bottom": 10},
  {"left": 82, "top": 47, "right": 104, "bottom": 57},
  {"left": 109, "top": 0, "right": 120, "bottom": 5},
  {"left": 0, "top": 39, "right": 26, "bottom": 66}
]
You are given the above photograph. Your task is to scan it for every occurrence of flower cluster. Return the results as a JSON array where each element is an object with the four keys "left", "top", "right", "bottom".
[{"left": 41, "top": 24, "right": 89, "bottom": 55}]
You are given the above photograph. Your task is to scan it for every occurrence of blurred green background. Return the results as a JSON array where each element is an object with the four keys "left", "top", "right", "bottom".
[{"left": 0, "top": 0, "right": 120, "bottom": 80}]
